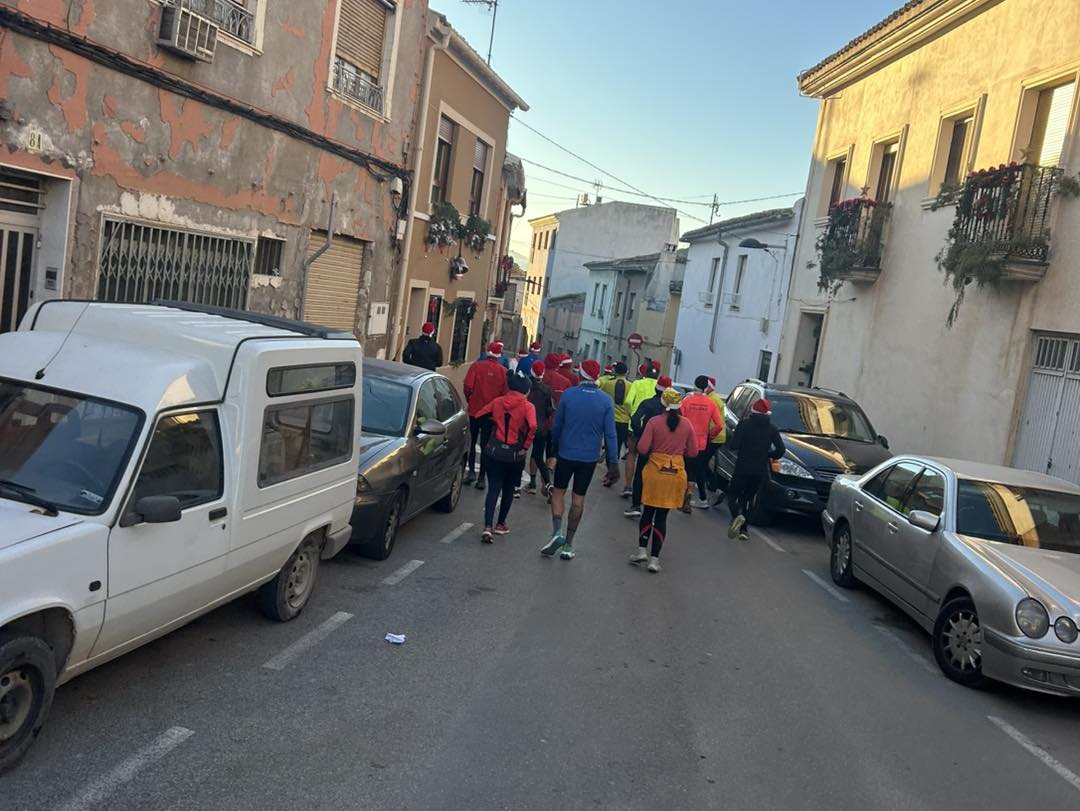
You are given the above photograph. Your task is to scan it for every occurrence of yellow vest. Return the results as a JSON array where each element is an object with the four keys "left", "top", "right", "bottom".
[
  {"left": 599, "top": 375, "right": 632, "bottom": 424},
  {"left": 707, "top": 390, "right": 727, "bottom": 444},
  {"left": 625, "top": 377, "right": 658, "bottom": 418}
]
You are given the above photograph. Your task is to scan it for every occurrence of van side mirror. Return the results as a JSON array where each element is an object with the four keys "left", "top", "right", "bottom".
[
  {"left": 120, "top": 495, "right": 182, "bottom": 527},
  {"left": 908, "top": 510, "right": 939, "bottom": 532},
  {"left": 878, "top": 435, "right": 890, "bottom": 449},
  {"left": 415, "top": 420, "right": 446, "bottom": 437}
]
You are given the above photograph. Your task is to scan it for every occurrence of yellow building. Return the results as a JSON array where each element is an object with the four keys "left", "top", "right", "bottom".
[{"left": 525, "top": 213, "right": 558, "bottom": 342}]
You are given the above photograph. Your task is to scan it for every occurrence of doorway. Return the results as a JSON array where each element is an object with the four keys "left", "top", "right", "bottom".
[
  {"left": 0, "top": 226, "right": 36, "bottom": 333},
  {"left": 790, "top": 311, "right": 824, "bottom": 387}
]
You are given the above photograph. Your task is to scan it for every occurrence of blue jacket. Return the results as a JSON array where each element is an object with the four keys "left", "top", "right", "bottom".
[
  {"left": 552, "top": 383, "right": 618, "bottom": 465},
  {"left": 517, "top": 353, "right": 540, "bottom": 377}
]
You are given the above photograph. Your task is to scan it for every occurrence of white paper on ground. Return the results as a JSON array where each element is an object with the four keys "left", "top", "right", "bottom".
[{"left": 385, "top": 633, "right": 406, "bottom": 644}]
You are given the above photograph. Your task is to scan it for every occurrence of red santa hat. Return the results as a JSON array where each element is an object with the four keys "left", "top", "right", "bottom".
[
  {"left": 751, "top": 398, "right": 772, "bottom": 416},
  {"left": 421, "top": 322, "right": 435, "bottom": 336},
  {"left": 517, "top": 348, "right": 529, "bottom": 358},
  {"left": 488, "top": 341, "right": 504, "bottom": 356},
  {"left": 560, "top": 355, "right": 573, "bottom": 367},
  {"left": 656, "top": 375, "right": 672, "bottom": 391},
  {"left": 579, "top": 360, "right": 601, "bottom": 381},
  {"left": 530, "top": 362, "right": 546, "bottom": 378},
  {"left": 529, "top": 341, "right": 542, "bottom": 353}
]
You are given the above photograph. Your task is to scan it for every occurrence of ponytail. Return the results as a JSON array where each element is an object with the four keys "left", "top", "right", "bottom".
[{"left": 665, "top": 411, "right": 680, "bottom": 432}]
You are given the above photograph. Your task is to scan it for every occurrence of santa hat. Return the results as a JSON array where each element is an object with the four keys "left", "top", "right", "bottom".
[
  {"left": 656, "top": 375, "right": 672, "bottom": 391},
  {"left": 751, "top": 398, "right": 772, "bottom": 416},
  {"left": 529, "top": 341, "right": 542, "bottom": 353},
  {"left": 579, "top": 359, "right": 601, "bottom": 381},
  {"left": 488, "top": 341, "right": 504, "bottom": 357},
  {"left": 544, "top": 353, "right": 561, "bottom": 369},
  {"left": 651, "top": 359, "right": 661, "bottom": 372},
  {"left": 706, "top": 376, "right": 716, "bottom": 391},
  {"left": 604, "top": 364, "right": 614, "bottom": 374},
  {"left": 517, "top": 348, "right": 529, "bottom": 358},
  {"left": 421, "top": 322, "right": 435, "bottom": 336},
  {"left": 638, "top": 363, "right": 649, "bottom": 376},
  {"left": 560, "top": 356, "right": 573, "bottom": 367},
  {"left": 530, "top": 362, "right": 546, "bottom": 378}
]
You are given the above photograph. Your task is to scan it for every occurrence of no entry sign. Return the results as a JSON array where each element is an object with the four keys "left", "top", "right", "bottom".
[{"left": 627, "top": 333, "right": 643, "bottom": 350}]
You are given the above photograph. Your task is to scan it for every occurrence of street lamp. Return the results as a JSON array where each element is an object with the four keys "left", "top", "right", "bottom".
[{"left": 739, "top": 238, "right": 786, "bottom": 251}]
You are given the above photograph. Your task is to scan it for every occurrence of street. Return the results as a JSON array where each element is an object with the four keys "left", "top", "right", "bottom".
[{"left": 6, "top": 476, "right": 1080, "bottom": 810}]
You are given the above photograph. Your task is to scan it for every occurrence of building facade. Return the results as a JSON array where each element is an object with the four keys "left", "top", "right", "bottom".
[
  {"left": 674, "top": 204, "right": 801, "bottom": 393},
  {"left": 540, "top": 292, "right": 585, "bottom": 359},
  {"left": 0, "top": 0, "right": 425, "bottom": 356},
  {"left": 778, "top": 0, "right": 1080, "bottom": 484},
  {"left": 390, "top": 11, "right": 526, "bottom": 384}
]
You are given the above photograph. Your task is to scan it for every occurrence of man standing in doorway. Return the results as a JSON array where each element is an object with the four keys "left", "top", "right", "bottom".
[
  {"left": 727, "top": 398, "right": 785, "bottom": 541},
  {"left": 541, "top": 359, "right": 619, "bottom": 560},
  {"left": 464, "top": 341, "right": 509, "bottom": 490},
  {"left": 402, "top": 322, "right": 443, "bottom": 371}
]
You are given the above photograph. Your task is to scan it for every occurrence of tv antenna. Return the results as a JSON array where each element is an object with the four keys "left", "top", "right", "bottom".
[{"left": 460, "top": 0, "right": 499, "bottom": 64}]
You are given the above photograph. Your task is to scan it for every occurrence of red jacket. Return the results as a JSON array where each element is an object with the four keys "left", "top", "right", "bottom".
[
  {"left": 560, "top": 369, "right": 580, "bottom": 387},
  {"left": 541, "top": 369, "right": 569, "bottom": 427},
  {"left": 463, "top": 357, "right": 508, "bottom": 417},
  {"left": 680, "top": 392, "right": 723, "bottom": 451},
  {"left": 477, "top": 391, "right": 537, "bottom": 449}
]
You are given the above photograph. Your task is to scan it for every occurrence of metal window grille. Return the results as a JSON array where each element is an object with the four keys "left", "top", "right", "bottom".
[
  {"left": 332, "top": 57, "right": 385, "bottom": 114},
  {"left": 0, "top": 169, "right": 44, "bottom": 216},
  {"left": 186, "top": 0, "right": 256, "bottom": 44},
  {"left": 97, "top": 218, "right": 253, "bottom": 308},
  {"left": 254, "top": 236, "right": 284, "bottom": 276},
  {"left": 1034, "top": 336, "right": 1070, "bottom": 371}
]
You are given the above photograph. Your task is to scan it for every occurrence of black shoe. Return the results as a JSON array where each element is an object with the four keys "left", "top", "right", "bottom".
[
  {"left": 475, "top": 479, "right": 486, "bottom": 491},
  {"left": 463, "top": 471, "right": 476, "bottom": 485}
]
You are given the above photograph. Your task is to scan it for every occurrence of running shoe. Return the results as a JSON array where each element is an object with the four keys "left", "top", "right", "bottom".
[
  {"left": 647, "top": 557, "right": 662, "bottom": 573},
  {"left": 738, "top": 532, "right": 749, "bottom": 542},
  {"left": 629, "top": 548, "right": 648, "bottom": 565},
  {"left": 514, "top": 487, "right": 522, "bottom": 499},
  {"left": 623, "top": 506, "right": 642, "bottom": 519},
  {"left": 620, "top": 487, "right": 632, "bottom": 499},
  {"left": 481, "top": 527, "right": 494, "bottom": 544},
  {"left": 544, "top": 483, "right": 554, "bottom": 503},
  {"left": 690, "top": 498, "right": 711, "bottom": 509},
  {"left": 494, "top": 523, "right": 510, "bottom": 535},
  {"left": 463, "top": 471, "right": 476, "bottom": 485},
  {"left": 526, "top": 482, "right": 538, "bottom": 495},
  {"left": 475, "top": 479, "right": 486, "bottom": 491},
  {"left": 728, "top": 514, "right": 746, "bottom": 539},
  {"left": 559, "top": 544, "right": 576, "bottom": 560},
  {"left": 540, "top": 534, "right": 564, "bottom": 556}
]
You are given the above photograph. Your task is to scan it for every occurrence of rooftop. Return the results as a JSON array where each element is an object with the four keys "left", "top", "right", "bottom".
[{"left": 681, "top": 207, "right": 794, "bottom": 243}]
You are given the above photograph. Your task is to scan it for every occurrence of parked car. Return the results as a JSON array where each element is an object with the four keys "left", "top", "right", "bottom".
[
  {"left": 351, "top": 359, "right": 469, "bottom": 560},
  {"left": 824, "top": 455, "right": 1080, "bottom": 695},
  {"left": 0, "top": 301, "right": 363, "bottom": 772},
  {"left": 711, "top": 380, "right": 891, "bottom": 522}
]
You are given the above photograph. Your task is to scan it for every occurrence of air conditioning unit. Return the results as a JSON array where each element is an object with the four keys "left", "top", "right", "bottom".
[
  {"left": 159, "top": 1, "right": 218, "bottom": 62},
  {"left": 729, "top": 293, "right": 742, "bottom": 311},
  {"left": 698, "top": 290, "right": 714, "bottom": 305}
]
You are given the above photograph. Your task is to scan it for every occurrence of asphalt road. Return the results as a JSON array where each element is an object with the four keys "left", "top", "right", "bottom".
[{"left": 7, "top": 473, "right": 1080, "bottom": 810}]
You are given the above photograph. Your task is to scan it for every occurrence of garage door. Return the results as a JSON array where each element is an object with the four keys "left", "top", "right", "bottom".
[
  {"left": 1014, "top": 334, "right": 1080, "bottom": 485},
  {"left": 303, "top": 231, "right": 365, "bottom": 332}
]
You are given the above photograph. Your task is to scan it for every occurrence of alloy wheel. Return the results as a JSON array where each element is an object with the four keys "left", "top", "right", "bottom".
[
  {"left": 941, "top": 608, "right": 982, "bottom": 673},
  {"left": 384, "top": 496, "right": 402, "bottom": 554},
  {"left": 833, "top": 528, "right": 852, "bottom": 580}
]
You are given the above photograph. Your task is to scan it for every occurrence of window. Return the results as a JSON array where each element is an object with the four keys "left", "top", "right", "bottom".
[
  {"left": 614, "top": 290, "right": 623, "bottom": 318},
  {"left": 593, "top": 339, "right": 600, "bottom": 358},
  {"left": 770, "top": 394, "right": 875, "bottom": 442},
  {"left": 267, "top": 363, "right": 356, "bottom": 396},
  {"left": 431, "top": 116, "right": 455, "bottom": 205},
  {"left": 543, "top": 231, "right": 549, "bottom": 249},
  {"left": 426, "top": 294, "right": 443, "bottom": 340},
  {"left": 433, "top": 378, "right": 461, "bottom": 422},
  {"left": 469, "top": 140, "right": 489, "bottom": 216},
  {"left": 592, "top": 283, "right": 600, "bottom": 315},
  {"left": 191, "top": 0, "right": 256, "bottom": 45},
  {"left": 827, "top": 156, "right": 847, "bottom": 210},
  {"left": 361, "top": 376, "right": 412, "bottom": 436},
  {"left": 254, "top": 237, "right": 284, "bottom": 277},
  {"left": 758, "top": 350, "right": 773, "bottom": 382},
  {"left": 874, "top": 140, "right": 900, "bottom": 203},
  {"left": 905, "top": 469, "right": 945, "bottom": 517},
  {"left": 599, "top": 284, "right": 608, "bottom": 315},
  {"left": 98, "top": 218, "right": 252, "bottom": 309},
  {"left": 415, "top": 379, "right": 439, "bottom": 425},
  {"left": 1028, "top": 81, "right": 1076, "bottom": 166},
  {"left": 705, "top": 257, "right": 723, "bottom": 307},
  {"left": 133, "top": 410, "right": 223, "bottom": 509},
  {"left": 943, "top": 115, "right": 974, "bottom": 189},
  {"left": 727, "top": 386, "right": 756, "bottom": 420},
  {"left": 733, "top": 255, "right": 747, "bottom": 294},
  {"left": 869, "top": 462, "right": 922, "bottom": 512},
  {"left": 449, "top": 298, "right": 473, "bottom": 364},
  {"left": 258, "top": 397, "right": 354, "bottom": 486},
  {"left": 955, "top": 479, "right": 1080, "bottom": 553},
  {"left": 332, "top": 0, "right": 392, "bottom": 113},
  {"left": 627, "top": 292, "right": 636, "bottom": 314}
]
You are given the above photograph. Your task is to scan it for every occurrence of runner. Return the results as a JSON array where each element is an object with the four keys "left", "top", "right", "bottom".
[
  {"left": 517, "top": 341, "right": 543, "bottom": 377},
  {"left": 630, "top": 388, "right": 698, "bottom": 573},
  {"left": 540, "top": 359, "right": 619, "bottom": 560},
  {"left": 620, "top": 363, "right": 660, "bottom": 498},
  {"left": 599, "top": 361, "right": 632, "bottom": 459},
  {"left": 704, "top": 376, "right": 728, "bottom": 503},
  {"left": 726, "top": 398, "right": 785, "bottom": 541},
  {"left": 475, "top": 371, "right": 537, "bottom": 543},
  {"left": 541, "top": 353, "right": 570, "bottom": 411},
  {"left": 680, "top": 375, "right": 724, "bottom": 509},
  {"left": 463, "top": 341, "right": 509, "bottom": 490},
  {"left": 624, "top": 374, "right": 670, "bottom": 519},
  {"left": 559, "top": 355, "right": 580, "bottom": 387},
  {"left": 525, "top": 362, "right": 555, "bottom": 496}
]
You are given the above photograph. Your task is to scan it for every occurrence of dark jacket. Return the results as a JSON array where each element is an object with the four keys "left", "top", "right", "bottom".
[
  {"left": 630, "top": 392, "right": 664, "bottom": 438},
  {"left": 527, "top": 379, "right": 555, "bottom": 434},
  {"left": 402, "top": 335, "right": 442, "bottom": 371},
  {"left": 729, "top": 413, "right": 785, "bottom": 477}
]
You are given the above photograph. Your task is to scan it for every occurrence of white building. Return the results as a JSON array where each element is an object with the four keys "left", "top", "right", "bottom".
[{"left": 673, "top": 204, "right": 802, "bottom": 394}]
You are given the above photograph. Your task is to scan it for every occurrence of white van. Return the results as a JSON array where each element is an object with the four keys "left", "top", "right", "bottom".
[{"left": 0, "top": 301, "right": 362, "bottom": 772}]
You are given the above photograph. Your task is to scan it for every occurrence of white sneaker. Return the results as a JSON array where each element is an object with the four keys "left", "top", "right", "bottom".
[
  {"left": 647, "top": 557, "right": 662, "bottom": 573},
  {"left": 623, "top": 506, "right": 642, "bottom": 519},
  {"left": 629, "top": 548, "right": 648, "bottom": 565},
  {"left": 689, "top": 498, "right": 710, "bottom": 509},
  {"left": 728, "top": 514, "right": 746, "bottom": 539}
]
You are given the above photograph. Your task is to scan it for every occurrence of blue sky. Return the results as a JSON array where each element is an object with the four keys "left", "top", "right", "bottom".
[{"left": 442, "top": 0, "right": 904, "bottom": 256}]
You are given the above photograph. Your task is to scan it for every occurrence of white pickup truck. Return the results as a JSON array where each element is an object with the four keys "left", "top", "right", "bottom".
[{"left": 0, "top": 301, "right": 363, "bottom": 772}]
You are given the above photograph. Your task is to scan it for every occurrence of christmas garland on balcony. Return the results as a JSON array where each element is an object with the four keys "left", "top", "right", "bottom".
[
  {"left": 809, "top": 197, "right": 891, "bottom": 293},
  {"left": 426, "top": 201, "right": 460, "bottom": 253}
]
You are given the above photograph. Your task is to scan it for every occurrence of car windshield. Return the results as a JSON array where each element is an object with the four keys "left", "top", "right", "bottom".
[
  {"left": 769, "top": 394, "right": 876, "bottom": 442},
  {"left": 0, "top": 378, "right": 142, "bottom": 515},
  {"left": 956, "top": 479, "right": 1080, "bottom": 554},
  {"left": 361, "top": 375, "right": 413, "bottom": 436}
]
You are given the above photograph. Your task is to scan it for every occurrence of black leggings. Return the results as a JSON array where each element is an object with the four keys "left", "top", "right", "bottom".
[
  {"left": 468, "top": 416, "right": 494, "bottom": 475},
  {"left": 689, "top": 446, "right": 715, "bottom": 500},
  {"left": 484, "top": 458, "right": 522, "bottom": 526},
  {"left": 632, "top": 453, "right": 647, "bottom": 507},
  {"left": 530, "top": 432, "right": 551, "bottom": 485},
  {"left": 638, "top": 506, "right": 669, "bottom": 558},
  {"left": 728, "top": 473, "right": 764, "bottom": 528}
]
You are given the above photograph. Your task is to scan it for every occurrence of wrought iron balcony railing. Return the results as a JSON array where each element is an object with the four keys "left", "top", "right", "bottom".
[
  {"left": 186, "top": 0, "right": 256, "bottom": 44},
  {"left": 815, "top": 197, "right": 890, "bottom": 287},
  {"left": 333, "top": 58, "right": 385, "bottom": 114}
]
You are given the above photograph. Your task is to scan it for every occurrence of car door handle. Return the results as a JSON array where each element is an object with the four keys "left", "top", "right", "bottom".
[
  {"left": 887, "top": 521, "right": 900, "bottom": 534},
  {"left": 209, "top": 507, "right": 228, "bottom": 521},
  {"left": 854, "top": 500, "right": 863, "bottom": 512}
]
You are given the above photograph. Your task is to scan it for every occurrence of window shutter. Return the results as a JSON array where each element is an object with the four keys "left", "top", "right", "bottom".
[
  {"left": 1038, "top": 82, "right": 1075, "bottom": 166},
  {"left": 474, "top": 140, "right": 489, "bottom": 171},
  {"left": 337, "top": 0, "right": 388, "bottom": 80},
  {"left": 439, "top": 116, "right": 455, "bottom": 143}
]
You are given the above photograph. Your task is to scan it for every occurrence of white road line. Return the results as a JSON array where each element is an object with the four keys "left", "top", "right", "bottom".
[
  {"left": 382, "top": 559, "right": 425, "bottom": 586},
  {"left": 757, "top": 530, "right": 786, "bottom": 553},
  {"left": 801, "top": 569, "right": 851, "bottom": 603},
  {"left": 57, "top": 726, "right": 195, "bottom": 811},
  {"left": 987, "top": 715, "right": 1080, "bottom": 792},
  {"left": 873, "top": 624, "right": 937, "bottom": 675},
  {"left": 439, "top": 522, "right": 474, "bottom": 544},
  {"left": 261, "top": 611, "right": 354, "bottom": 671}
]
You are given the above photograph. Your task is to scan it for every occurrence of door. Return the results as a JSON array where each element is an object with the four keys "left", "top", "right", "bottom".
[
  {"left": 407, "top": 378, "right": 448, "bottom": 515},
  {"left": 853, "top": 462, "right": 921, "bottom": 589},
  {"left": 886, "top": 467, "right": 947, "bottom": 618},
  {"left": 1014, "top": 335, "right": 1080, "bottom": 486},
  {"left": 790, "top": 312, "right": 823, "bottom": 387},
  {"left": 0, "top": 226, "right": 36, "bottom": 333},
  {"left": 303, "top": 231, "right": 365, "bottom": 332},
  {"left": 93, "top": 409, "right": 231, "bottom": 657},
  {"left": 405, "top": 285, "right": 428, "bottom": 342}
]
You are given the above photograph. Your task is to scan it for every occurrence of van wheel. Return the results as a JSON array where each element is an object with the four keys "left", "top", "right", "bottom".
[
  {"left": 434, "top": 464, "right": 464, "bottom": 513},
  {"left": 0, "top": 634, "right": 56, "bottom": 775},
  {"left": 258, "top": 537, "right": 321, "bottom": 622}
]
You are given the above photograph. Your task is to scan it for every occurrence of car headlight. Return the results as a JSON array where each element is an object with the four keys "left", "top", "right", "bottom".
[
  {"left": 1054, "top": 616, "right": 1078, "bottom": 644},
  {"left": 1016, "top": 598, "right": 1050, "bottom": 638},
  {"left": 356, "top": 475, "right": 372, "bottom": 494},
  {"left": 773, "top": 457, "right": 813, "bottom": 479}
]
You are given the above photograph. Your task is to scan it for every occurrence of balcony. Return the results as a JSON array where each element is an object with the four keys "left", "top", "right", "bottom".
[
  {"left": 333, "top": 57, "right": 385, "bottom": 115},
  {"left": 186, "top": 0, "right": 256, "bottom": 44},
  {"left": 814, "top": 197, "right": 890, "bottom": 289}
]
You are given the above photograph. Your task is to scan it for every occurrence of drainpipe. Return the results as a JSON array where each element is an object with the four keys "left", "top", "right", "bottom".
[
  {"left": 388, "top": 24, "right": 451, "bottom": 360},
  {"left": 708, "top": 238, "right": 729, "bottom": 353},
  {"left": 299, "top": 192, "right": 336, "bottom": 320}
]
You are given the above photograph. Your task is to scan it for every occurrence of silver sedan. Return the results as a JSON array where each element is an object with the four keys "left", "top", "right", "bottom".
[{"left": 822, "top": 455, "right": 1080, "bottom": 696}]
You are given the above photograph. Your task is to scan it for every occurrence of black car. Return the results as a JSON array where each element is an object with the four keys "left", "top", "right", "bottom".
[
  {"left": 351, "top": 359, "right": 469, "bottom": 559},
  {"left": 711, "top": 380, "right": 891, "bottom": 523}
]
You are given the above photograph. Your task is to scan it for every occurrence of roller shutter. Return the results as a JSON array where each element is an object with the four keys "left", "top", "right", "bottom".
[
  {"left": 336, "top": 0, "right": 388, "bottom": 79},
  {"left": 303, "top": 231, "right": 365, "bottom": 332}
]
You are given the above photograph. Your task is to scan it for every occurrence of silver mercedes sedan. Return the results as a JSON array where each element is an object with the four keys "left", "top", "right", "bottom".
[{"left": 822, "top": 455, "right": 1080, "bottom": 696}]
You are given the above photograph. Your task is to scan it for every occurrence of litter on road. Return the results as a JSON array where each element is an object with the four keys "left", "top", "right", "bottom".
[{"left": 385, "top": 633, "right": 407, "bottom": 644}]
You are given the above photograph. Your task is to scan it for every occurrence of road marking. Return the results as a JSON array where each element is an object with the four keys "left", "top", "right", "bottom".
[
  {"left": 58, "top": 726, "right": 195, "bottom": 811},
  {"left": 802, "top": 569, "right": 851, "bottom": 603},
  {"left": 873, "top": 624, "right": 937, "bottom": 675},
  {"left": 261, "top": 611, "right": 354, "bottom": 671},
  {"left": 439, "top": 522, "right": 474, "bottom": 544},
  {"left": 757, "top": 530, "right": 786, "bottom": 553},
  {"left": 382, "top": 559, "right": 425, "bottom": 586},
  {"left": 987, "top": 715, "right": 1080, "bottom": 792}
]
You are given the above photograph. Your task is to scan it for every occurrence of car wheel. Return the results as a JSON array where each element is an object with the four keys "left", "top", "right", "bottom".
[
  {"left": 0, "top": 634, "right": 57, "bottom": 775},
  {"left": 362, "top": 490, "right": 404, "bottom": 561},
  {"left": 258, "top": 536, "right": 321, "bottom": 622},
  {"left": 932, "top": 596, "right": 987, "bottom": 688},
  {"left": 830, "top": 521, "right": 857, "bottom": 588},
  {"left": 434, "top": 463, "right": 464, "bottom": 513}
]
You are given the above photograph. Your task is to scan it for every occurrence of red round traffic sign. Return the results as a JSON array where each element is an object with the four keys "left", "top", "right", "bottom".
[{"left": 627, "top": 333, "right": 643, "bottom": 350}]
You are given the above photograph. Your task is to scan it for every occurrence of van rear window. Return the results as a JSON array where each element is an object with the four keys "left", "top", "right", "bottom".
[
  {"left": 267, "top": 363, "right": 356, "bottom": 397},
  {"left": 258, "top": 397, "right": 354, "bottom": 487}
]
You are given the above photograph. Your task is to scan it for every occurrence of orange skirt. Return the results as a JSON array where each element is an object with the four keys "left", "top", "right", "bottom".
[{"left": 642, "top": 453, "right": 687, "bottom": 509}]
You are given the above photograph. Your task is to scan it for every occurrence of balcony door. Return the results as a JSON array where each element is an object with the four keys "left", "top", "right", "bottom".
[{"left": 1028, "top": 81, "right": 1076, "bottom": 167}]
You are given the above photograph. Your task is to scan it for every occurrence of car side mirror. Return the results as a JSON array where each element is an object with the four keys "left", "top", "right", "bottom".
[
  {"left": 120, "top": 495, "right": 182, "bottom": 528},
  {"left": 877, "top": 435, "right": 890, "bottom": 449},
  {"left": 908, "top": 510, "right": 939, "bottom": 533},
  {"left": 415, "top": 420, "right": 447, "bottom": 437}
]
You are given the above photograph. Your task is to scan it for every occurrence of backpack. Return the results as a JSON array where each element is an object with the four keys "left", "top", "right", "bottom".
[{"left": 485, "top": 409, "right": 527, "bottom": 464}]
